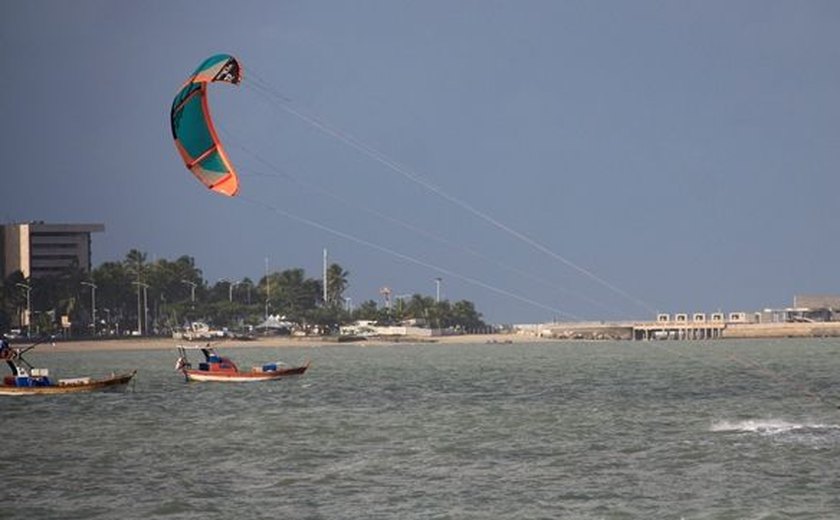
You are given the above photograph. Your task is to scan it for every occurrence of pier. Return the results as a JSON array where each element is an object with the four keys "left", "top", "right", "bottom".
[
  {"left": 631, "top": 322, "right": 725, "bottom": 341},
  {"left": 529, "top": 319, "right": 840, "bottom": 341}
]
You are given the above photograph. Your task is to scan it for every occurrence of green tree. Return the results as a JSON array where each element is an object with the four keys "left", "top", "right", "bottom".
[
  {"left": 123, "top": 249, "right": 148, "bottom": 333},
  {"left": 259, "top": 268, "right": 322, "bottom": 322},
  {"left": 0, "top": 247, "right": 506, "bottom": 339},
  {"left": 280, "top": 268, "right": 322, "bottom": 316},
  {"left": 449, "top": 300, "right": 486, "bottom": 331},
  {"left": 325, "top": 263, "right": 349, "bottom": 308},
  {"left": 353, "top": 300, "right": 380, "bottom": 321},
  {"left": 405, "top": 294, "right": 435, "bottom": 324},
  {"left": 92, "top": 261, "right": 135, "bottom": 335}
]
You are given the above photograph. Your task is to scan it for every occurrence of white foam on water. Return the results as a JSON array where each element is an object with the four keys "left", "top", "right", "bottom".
[{"left": 711, "top": 419, "right": 840, "bottom": 435}]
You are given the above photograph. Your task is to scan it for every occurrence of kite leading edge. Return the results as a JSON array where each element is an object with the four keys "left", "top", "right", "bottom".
[{"left": 170, "top": 54, "right": 242, "bottom": 197}]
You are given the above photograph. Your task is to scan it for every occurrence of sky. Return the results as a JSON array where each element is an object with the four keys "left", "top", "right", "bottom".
[{"left": 1, "top": 1, "right": 838, "bottom": 324}]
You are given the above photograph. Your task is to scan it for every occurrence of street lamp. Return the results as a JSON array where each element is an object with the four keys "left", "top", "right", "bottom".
[
  {"left": 15, "top": 283, "right": 31, "bottom": 338},
  {"left": 81, "top": 281, "right": 97, "bottom": 336},
  {"left": 217, "top": 278, "right": 235, "bottom": 302},
  {"left": 132, "top": 281, "right": 149, "bottom": 335},
  {"left": 102, "top": 308, "right": 111, "bottom": 334}
]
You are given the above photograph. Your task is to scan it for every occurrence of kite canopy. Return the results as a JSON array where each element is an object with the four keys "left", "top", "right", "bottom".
[{"left": 170, "top": 54, "right": 242, "bottom": 197}]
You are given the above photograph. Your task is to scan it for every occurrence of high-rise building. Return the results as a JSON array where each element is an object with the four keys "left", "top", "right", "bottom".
[{"left": 1, "top": 222, "right": 104, "bottom": 279}]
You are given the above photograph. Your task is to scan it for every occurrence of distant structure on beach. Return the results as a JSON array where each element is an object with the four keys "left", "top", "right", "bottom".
[
  {"left": 516, "top": 294, "right": 840, "bottom": 341},
  {"left": 1, "top": 221, "right": 104, "bottom": 279}
]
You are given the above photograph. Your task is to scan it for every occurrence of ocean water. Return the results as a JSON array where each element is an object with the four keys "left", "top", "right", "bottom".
[{"left": 1, "top": 339, "right": 839, "bottom": 519}]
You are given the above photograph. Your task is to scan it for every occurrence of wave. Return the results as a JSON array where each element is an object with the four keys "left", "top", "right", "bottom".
[{"left": 711, "top": 419, "right": 840, "bottom": 434}]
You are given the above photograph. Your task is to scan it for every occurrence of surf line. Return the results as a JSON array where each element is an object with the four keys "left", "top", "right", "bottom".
[
  {"left": 234, "top": 194, "right": 578, "bottom": 319},
  {"left": 243, "top": 71, "right": 657, "bottom": 317}
]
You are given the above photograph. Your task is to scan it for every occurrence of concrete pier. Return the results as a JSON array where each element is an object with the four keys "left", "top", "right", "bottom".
[
  {"left": 631, "top": 322, "right": 725, "bottom": 341},
  {"left": 530, "top": 320, "right": 840, "bottom": 341}
]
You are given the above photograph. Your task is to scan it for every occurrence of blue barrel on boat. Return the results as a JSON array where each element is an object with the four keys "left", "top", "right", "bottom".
[
  {"left": 208, "top": 355, "right": 221, "bottom": 363},
  {"left": 262, "top": 363, "right": 277, "bottom": 372},
  {"left": 15, "top": 376, "right": 31, "bottom": 387}
]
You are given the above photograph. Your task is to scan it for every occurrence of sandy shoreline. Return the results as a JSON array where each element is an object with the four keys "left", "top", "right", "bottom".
[
  {"left": 19, "top": 320, "right": 840, "bottom": 353},
  {"left": 33, "top": 333, "right": 545, "bottom": 353}
]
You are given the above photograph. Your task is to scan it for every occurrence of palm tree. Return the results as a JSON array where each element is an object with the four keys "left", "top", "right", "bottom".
[{"left": 325, "top": 263, "right": 349, "bottom": 308}]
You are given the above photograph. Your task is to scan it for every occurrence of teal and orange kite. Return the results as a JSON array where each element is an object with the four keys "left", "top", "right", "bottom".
[{"left": 170, "top": 54, "right": 242, "bottom": 196}]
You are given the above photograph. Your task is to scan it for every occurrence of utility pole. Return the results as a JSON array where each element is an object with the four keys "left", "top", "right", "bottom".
[
  {"left": 323, "top": 248, "right": 328, "bottom": 304},
  {"left": 217, "top": 278, "right": 236, "bottom": 302},
  {"left": 143, "top": 284, "right": 149, "bottom": 334},
  {"left": 435, "top": 277, "right": 442, "bottom": 304},
  {"left": 15, "top": 283, "right": 31, "bottom": 338},
  {"left": 81, "top": 281, "right": 97, "bottom": 336},
  {"left": 135, "top": 258, "right": 142, "bottom": 335},
  {"left": 264, "top": 257, "right": 270, "bottom": 320},
  {"left": 132, "top": 281, "right": 149, "bottom": 335}
]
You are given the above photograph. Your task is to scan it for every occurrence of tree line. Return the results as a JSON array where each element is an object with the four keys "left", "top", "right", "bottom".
[{"left": 0, "top": 249, "right": 487, "bottom": 338}]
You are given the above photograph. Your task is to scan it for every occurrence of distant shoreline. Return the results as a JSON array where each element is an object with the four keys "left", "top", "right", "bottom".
[
  {"left": 20, "top": 321, "right": 840, "bottom": 353},
  {"left": 35, "top": 332, "right": 545, "bottom": 353}
]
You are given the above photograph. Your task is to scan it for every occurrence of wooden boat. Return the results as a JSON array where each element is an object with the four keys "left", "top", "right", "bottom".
[
  {"left": 176, "top": 345, "right": 310, "bottom": 383},
  {"left": 0, "top": 340, "right": 136, "bottom": 396},
  {"left": 0, "top": 371, "right": 137, "bottom": 395}
]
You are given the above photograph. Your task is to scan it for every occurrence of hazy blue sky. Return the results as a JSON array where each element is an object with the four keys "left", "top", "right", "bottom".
[{"left": 1, "top": 1, "right": 838, "bottom": 323}]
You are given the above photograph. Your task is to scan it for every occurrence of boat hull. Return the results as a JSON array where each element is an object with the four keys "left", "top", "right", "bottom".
[
  {"left": 0, "top": 371, "right": 137, "bottom": 396},
  {"left": 183, "top": 363, "right": 309, "bottom": 383}
]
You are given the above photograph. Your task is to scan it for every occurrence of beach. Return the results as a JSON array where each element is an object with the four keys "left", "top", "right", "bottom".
[
  {"left": 26, "top": 316, "right": 840, "bottom": 354},
  {"left": 37, "top": 319, "right": 840, "bottom": 353},
  {"left": 42, "top": 332, "right": 544, "bottom": 353}
]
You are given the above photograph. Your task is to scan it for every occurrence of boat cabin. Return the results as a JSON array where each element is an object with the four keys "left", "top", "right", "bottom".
[
  {"left": 2, "top": 341, "right": 51, "bottom": 387},
  {"left": 197, "top": 348, "right": 240, "bottom": 374},
  {"left": 3, "top": 360, "right": 52, "bottom": 388}
]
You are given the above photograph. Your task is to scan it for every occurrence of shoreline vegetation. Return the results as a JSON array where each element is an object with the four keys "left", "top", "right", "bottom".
[{"left": 27, "top": 320, "right": 840, "bottom": 353}]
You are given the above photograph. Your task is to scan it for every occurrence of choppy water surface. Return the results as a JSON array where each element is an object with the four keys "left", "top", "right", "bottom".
[{"left": 1, "top": 339, "right": 839, "bottom": 519}]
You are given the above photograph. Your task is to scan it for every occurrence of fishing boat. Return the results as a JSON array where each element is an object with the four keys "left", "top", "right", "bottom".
[
  {"left": 176, "top": 344, "right": 310, "bottom": 383},
  {"left": 0, "top": 340, "right": 136, "bottom": 396}
]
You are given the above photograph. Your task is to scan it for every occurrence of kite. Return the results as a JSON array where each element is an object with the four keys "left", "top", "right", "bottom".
[{"left": 170, "top": 54, "right": 242, "bottom": 196}]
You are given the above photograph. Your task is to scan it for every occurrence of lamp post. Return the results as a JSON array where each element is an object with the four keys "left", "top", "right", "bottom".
[
  {"left": 217, "top": 278, "right": 236, "bottom": 302},
  {"left": 81, "top": 281, "right": 97, "bottom": 336},
  {"left": 132, "top": 281, "right": 149, "bottom": 335},
  {"left": 102, "top": 308, "right": 111, "bottom": 334},
  {"left": 434, "top": 277, "right": 442, "bottom": 304},
  {"left": 265, "top": 257, "right": 270, "bottom": 320},
  {"left": 15, "top": 283, "right": 31, "bottom": 338}
]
